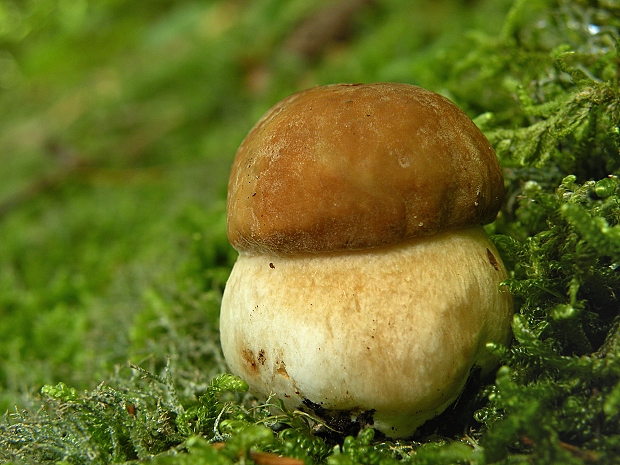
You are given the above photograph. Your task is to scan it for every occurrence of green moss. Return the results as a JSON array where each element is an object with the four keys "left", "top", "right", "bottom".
[{"left": 1, "top": 0, "right": 620, "bottom": 463}]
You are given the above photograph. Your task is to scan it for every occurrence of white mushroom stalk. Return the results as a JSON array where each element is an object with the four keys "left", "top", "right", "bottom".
[{"left": 220, "top": 83, "right": 513, "bottom": 438}]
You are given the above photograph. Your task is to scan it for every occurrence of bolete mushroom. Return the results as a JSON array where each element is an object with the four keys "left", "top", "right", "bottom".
[{"left": 220, "top": 83, "right": 513, "bottom": 438}]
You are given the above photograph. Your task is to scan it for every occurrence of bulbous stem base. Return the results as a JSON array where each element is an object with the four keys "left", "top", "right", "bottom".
[{"left": 220, "top": 225, "right": 513, "bottom": 438}]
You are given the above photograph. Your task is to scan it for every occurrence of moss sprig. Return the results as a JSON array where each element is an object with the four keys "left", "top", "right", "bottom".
[
  {"left": 0, "top": 365, "right": 252, "bottom": 464},
  {"left": 461, "top": 5, "right": 620, "bottom": 451},
  {"left": 481, "top": 173, "right": 620, "bottom": 461}
]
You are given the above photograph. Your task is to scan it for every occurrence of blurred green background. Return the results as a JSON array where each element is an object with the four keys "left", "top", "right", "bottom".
[
  {"left": 0, "top": 0, "right": 515, "bottom": 412},
  {"left": 4, "top": 1, "right": 620, "bottom": 463}
]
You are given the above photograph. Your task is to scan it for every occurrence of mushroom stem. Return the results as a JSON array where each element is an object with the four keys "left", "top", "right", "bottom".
[{"left": 220, "top": 225, "right": 512, "bottom": 438}]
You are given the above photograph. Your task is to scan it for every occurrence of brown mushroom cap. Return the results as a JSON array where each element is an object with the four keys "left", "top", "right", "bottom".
[{"left": 227, "top": 82, "right": 504, "bottom": 254}]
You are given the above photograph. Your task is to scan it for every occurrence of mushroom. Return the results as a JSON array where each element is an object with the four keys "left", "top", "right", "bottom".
[{"left": 220, "top": 83, "right": 513, "bottom": 438}]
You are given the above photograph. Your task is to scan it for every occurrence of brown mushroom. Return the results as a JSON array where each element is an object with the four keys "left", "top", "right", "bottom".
[{"left": 220, "top": 83, "right": 513, "bottom": 438}]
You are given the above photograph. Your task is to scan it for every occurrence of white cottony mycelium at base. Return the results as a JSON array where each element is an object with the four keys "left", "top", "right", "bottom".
[{"left": 220, "top": 225, "right": 512, "bottom": 438}]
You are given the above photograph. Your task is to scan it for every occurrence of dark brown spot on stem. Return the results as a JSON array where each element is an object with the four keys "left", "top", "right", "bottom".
[
  {"left": 487, "top": 248, "right": 499, "bottom": 271},
  {"left": 276, "top": 360, "right": 289, "bottom": 378},
  {"left": 242, "top": 348, "right": 259, "bottom": 374}
]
